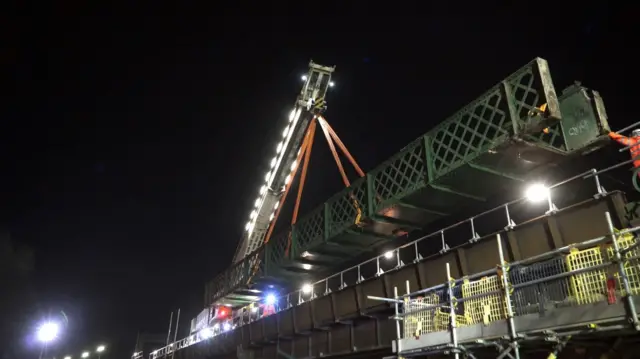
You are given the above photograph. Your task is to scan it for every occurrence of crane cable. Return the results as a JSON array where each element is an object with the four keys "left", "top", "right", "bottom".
[
  {"left": 317, "top": 116, "right": 398, "bottom": 220},
  {"left": 246, "top": 116, "right": 368, "bottom": 283},
  {"left": 317, "top": 116, "right": 365, "bottom": 225}
]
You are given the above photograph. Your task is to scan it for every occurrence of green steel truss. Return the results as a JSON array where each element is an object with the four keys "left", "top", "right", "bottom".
[{"left": 205, "top": 58, "right": 609, "bottom": 305}]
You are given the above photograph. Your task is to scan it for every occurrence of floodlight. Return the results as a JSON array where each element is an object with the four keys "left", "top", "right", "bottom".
[
  {"left": 301, "top": 283, "right": 312, "bottom": 294},
  {"left": 525, "top": 183, "right": 549, "bottom": 203},
  {"left": 265, "top": 293, "right": 276, "bottom": 305}
]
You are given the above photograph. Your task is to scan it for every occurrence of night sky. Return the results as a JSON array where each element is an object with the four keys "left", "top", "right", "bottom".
[{"left": 4, "top": 5, "right": 636, "bottom": 359}]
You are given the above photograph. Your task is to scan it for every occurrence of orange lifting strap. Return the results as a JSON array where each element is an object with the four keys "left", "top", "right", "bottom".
[{"left": 262, "top": 116, "right": 366, "bottom": 258}]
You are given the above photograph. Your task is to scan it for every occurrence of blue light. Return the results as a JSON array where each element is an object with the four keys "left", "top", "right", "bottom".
[{"left": 265, "top": 293, "right": 276, "bottom": 305}]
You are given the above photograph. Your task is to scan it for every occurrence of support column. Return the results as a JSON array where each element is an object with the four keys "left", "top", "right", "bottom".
[
  {"left": 456, "top": 248, "right": 469, "bottom": 276},
  {"left": 546, "top": 216, "right": 564, "bottom": 249},
  {"left": 497, "top": 234, "right": 520, "bottom": 359},
  {"left": 236, "top": 346, "right": 254, "bottom": 359},
  {"left": 506, "top": 231, "right": 522, "bottom": 261}
]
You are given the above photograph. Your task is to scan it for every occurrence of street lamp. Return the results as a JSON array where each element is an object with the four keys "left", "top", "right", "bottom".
[
  {"left": 81, "top": 352, "right": 89, "bottom": 358},
  {"left": 36, "top": 322, "right": 60, "bottom": 343},
  {"left": 64, "top": 356, "right": 71, "bottom": 359},
  {"left": 525, "top": 183, "right": 549, "bottom": 203},
  {"left": 36, "top": 321, "right": 60, "bottom": 359},
  {"left": 96, "top": 345, "right": 106, "bottom": 359}
]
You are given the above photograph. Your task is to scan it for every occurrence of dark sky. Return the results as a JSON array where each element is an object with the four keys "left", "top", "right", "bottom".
[{"left": 5, "top": 4, "right": 636, "bottom": 359}]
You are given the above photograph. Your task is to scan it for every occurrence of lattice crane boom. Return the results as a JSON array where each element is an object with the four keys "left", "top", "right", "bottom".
[{"left": 232, "top": 61, "right": 336, "bottom": 264}]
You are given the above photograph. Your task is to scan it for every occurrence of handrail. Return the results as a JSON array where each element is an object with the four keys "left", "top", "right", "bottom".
[
  {"left": 148, "top": 159, "right": 630, "bottom": 359},
  {"left": 379, "top": 211, "right": 640, "bottom": 358}
]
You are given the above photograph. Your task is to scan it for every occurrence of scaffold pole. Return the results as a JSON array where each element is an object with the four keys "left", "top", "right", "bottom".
[
  {"left": 496, "top": 234, "right": 521, "bottom": 359},
  {"left": 393, "top": 286, "right": 402, "bottom": 355},
  {"left": 446, "top": 262, "right": 460, "bottom": 359},
  {"left": 605, "top": 211, "right": 640, "bottom": 330}
]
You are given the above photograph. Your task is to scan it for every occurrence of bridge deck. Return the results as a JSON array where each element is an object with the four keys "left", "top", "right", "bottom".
[
  {"left": 165, "top": 191, "right": 635, "bottom": 359},
  {"left": 207, "top": 58, "right": 610, "bottom": 306}
]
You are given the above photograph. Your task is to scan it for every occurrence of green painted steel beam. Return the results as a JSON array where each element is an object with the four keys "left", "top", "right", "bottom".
[
  {"left": 309, "top": 248, "right": 358, "bottom": 259},
  {"left": 371, "top": 214, "right": 423, "bottom": 230},
  {"left": 429, "top": 184, "right": 486, "bottom": 201},
  {"left": 296, "top": 253, "right": 349, "bottom": 263},
  {"left": 395, "top": 200, "right": 450, "bottom": 216},
  {"left": 467, "top": 162, "right": 525, "bottom": 182},
  {"left": 344, "top": 229, "right": 396, "bottom": 242},
  {"left": 323, "top": 241, "right": 370, "bottom": 251}
]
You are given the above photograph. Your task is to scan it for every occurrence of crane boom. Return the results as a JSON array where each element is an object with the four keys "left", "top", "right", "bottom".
[{"left": 232, "top": 61, "right": 336, "bottom": 264}]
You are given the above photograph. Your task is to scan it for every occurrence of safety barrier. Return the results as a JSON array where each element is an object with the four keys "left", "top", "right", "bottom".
[
  {"left": 148, "top": 158, "right": 632, "bottom": 359},
  {"left": 380, "top": 213, "right": 640, "bottom": 359}
]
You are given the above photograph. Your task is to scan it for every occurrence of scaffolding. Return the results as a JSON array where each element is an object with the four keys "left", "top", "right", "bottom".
[{"left": 372, "top": 213, "right": 640, "bottom": 359}]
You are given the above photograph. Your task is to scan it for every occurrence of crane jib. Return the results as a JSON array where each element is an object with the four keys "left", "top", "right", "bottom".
[{"left": 231, "top": 61, "right": 336, "bottom": 265}]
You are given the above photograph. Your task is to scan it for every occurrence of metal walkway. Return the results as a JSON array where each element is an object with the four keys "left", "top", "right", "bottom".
[
  {"left": 205, "top": 57, "right": 610, "bottom": 307},
  {"left": 150, "top": 162, "right": 640, "bottom": 359}
]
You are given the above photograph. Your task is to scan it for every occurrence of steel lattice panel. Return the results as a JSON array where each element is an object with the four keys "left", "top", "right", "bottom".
[
  {"left": 326, "top": 176, "right": 368, "bottom": 237},
  {"left": 266, "top": 231, "right": 289, "bottom": 268},
  {"left": 292, "top": 206, "right": 325, "bottom": 252},
  {"left": 430, "top": 91, "right": 509, "bottom": 177},
  {"left": 370, "top": 139, "right": 427, "bottom": 211},
  {"left": 428, "top": 58, "right": 559, "bottom": 178},
  {"left": 525, "top": 121, "right": 566, "bottom": 151}
]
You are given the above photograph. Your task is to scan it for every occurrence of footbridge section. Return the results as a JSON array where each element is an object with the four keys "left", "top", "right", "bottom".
[
  {"left": 170, "top": 186, "right": 633, "bottom": 359},
  {"left": 206, "top": 57, "right": 611, "bottom": 310}
]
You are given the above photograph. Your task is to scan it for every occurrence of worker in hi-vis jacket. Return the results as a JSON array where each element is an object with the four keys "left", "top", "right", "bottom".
[{"left": 609, "top": 129, "right": 640, "bottom": 177}]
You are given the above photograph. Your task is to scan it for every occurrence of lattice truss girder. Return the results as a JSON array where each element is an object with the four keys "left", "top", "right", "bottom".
[{"left": 208, "top": 57, "right": 607, "bottom": 304}]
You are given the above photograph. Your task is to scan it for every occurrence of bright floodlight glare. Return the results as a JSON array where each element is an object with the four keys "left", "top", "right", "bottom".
[
  {"left": 82, "top": 352, "right": 89, "bottom": 358},
  {"left": 223, "top": 322, "right": 231, "bottom": 331},
  {"left": 96, "top": 345, "right": 105, "bottom": 352},
  {"left": 265, "top": 293, "right": 276, "bottom": 305},
  {"left": 525, "top": 183, "right": 550, "bottom": 203},
  {"left": 199, "top": 327, "right": 213, "bottom": 339},
  {"left": 301, "top": 75, "right": 307, "bottom": 81},
  {"left": 37, "top": 322, "right": 59, "bottom": 343},
  {"left": 301, "top": 283, "right": 312, "bottom": 294},
  {"left": 329, "top": 81, "right": 335, "bottom": 87},
  {"left": 64, "top": 356, "right": 71, "bottom": 359},
  {"left": 383, "top": 251, "right": 394, "bottom": 259}
]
